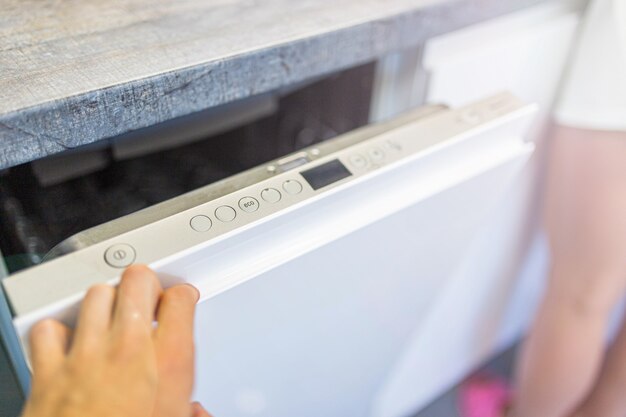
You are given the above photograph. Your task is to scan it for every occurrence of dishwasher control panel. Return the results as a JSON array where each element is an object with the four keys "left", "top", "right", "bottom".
[{"left": 3, "top": 92, "right": 536, "bottom": 319}]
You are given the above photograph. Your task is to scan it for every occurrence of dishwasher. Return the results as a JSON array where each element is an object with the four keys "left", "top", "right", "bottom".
[{"left": 1, "top": 89, "right": 537, "bottom": 417}]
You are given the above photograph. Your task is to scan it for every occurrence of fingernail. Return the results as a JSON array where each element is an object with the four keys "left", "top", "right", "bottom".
[
  {"left": 185, "top": 284, "right": 201, "bottom": 302},
  {"left": 191, "top": 402, "right": 206, "bottom": 415},
  {"left": 124, "top": 264, "right": 150, "bottom": 276}
]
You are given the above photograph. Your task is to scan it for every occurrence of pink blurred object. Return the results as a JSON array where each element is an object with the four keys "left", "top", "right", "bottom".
[{"left": 458, "top": 373, "right": 513, "bottom": 417}]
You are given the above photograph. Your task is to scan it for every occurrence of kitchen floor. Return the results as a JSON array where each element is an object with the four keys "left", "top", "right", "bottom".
[{"left": 413, "top": 347, "right": 516, "bottom": 417}]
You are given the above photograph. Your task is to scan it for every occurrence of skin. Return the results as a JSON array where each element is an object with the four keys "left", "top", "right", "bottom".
[
  {"left": 20, "top": 265, "right": 212, "bottom": 417},
  {"left": 514, "top": 126, "right": 626, "bottom": 417}
]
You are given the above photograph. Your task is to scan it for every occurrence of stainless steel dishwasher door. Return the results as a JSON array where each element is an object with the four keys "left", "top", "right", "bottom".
[{"left": 2, "top": 93, "right": 538, "bottom": 417}]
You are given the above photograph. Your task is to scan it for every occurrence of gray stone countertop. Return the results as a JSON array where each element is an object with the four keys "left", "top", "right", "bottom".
[{"left": 0, "top": 0, "right": 549, "bottom": 169}]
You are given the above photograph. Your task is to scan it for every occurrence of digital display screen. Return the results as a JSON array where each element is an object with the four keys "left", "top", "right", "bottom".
[{"left": 300, "top": 159, "right": 352, "bottom": 190}]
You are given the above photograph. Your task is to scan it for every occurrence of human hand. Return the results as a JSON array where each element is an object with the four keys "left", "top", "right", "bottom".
[{"left": 20, "top": 265, "right": 212, "bottom": 417}]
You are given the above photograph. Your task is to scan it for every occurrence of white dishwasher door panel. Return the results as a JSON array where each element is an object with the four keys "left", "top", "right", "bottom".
[
  {"left": 372, "top": 159, "right": 546, "bottom": 417},
  {"left": 2, "top": 94, "right": 537, "bottom": 417},
  {"left": 193, "top": 149, "right": 531, "bottom": 417}
]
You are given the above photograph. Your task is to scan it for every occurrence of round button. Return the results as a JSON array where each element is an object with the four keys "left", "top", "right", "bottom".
[
  {"left": 282, "top": 180, "right": 303, "bottom": 195},
  {"left": 190, "top": 215, "right": 212, "bottom": 232},
  {"left": 349, "top": 154, "right": 368, "bottom": 169},
  {"left": 384, "top": 140, "right": 402, "bottom": 152},
  {"left": 459, "top": 109, "right": 481, "bottom": 125},
  {"left": 239, "top": 196, "right": 260, "bottom": 212},
  {"left": 368, "top": 147, "right": 385, "bottom": 162},
  {"left": 261, "top": 188, "right": 282, "bottom": 203},
  {"left": 104, "top": 244, "right": 136, "bottom": 268},
  {"left": 215, "top": 205, "right": 237, "bottom": 222}
]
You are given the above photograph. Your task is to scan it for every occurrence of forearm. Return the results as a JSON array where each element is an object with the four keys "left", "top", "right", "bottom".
[{"left": 514, "top": 125, "right": 626, "bottom": 417}]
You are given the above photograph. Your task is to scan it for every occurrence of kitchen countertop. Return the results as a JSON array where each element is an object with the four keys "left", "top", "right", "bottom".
[{"left": 0, "top": 0, "right": 549, "bottom": 169}]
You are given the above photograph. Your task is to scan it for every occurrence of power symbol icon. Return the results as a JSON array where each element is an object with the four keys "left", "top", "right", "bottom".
[{"left": 105, "top": 244, "right": 136, "bottom": 268}]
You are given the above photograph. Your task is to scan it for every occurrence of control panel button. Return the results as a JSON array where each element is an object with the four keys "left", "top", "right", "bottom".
[
  {"left": 282, "top": 180, "right": 303, "bottom": 195},
  {"left": 261, "top": 188, "right": 281, "bottom": 203},
  {"left": 190, "top": 215, "right": 212, "bottom": 232},
  {"left": 239, "top": 196, "right": 259, "bottom": 212},
  {"left": 215, "top": 205, "right": 237, "bottom": 222},
  {"left": 384, "top": 140, "right": 402, "bottom": 152},
  {"left": 459, "top": 109, "right": 481, "bottom": 125},
  {"left": 368, "top": 147, "right": 385, "bottom": 162},
  {"left": 349, "top": 154, "right": 368, "bottom": 169},
  {"left": 104, "top": 244, "right": 136, "bottom": 268}
]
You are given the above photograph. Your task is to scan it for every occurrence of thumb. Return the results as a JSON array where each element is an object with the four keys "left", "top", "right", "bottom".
[{"left": 191, "top": 402, "right": 213, "bottom": 417}]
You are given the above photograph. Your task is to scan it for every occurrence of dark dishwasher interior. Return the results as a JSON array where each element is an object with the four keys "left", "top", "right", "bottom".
[{"left": 0, "top": 63, "right": 375, "bottom": 272}]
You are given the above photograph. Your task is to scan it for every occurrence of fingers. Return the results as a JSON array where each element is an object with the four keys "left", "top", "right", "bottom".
[
  {"left": 112, "top": 265, "right": 163, "bottom": 332},
  {"left": 29, "top": 319, "right": 71, "bottom": 381},
  {"left": 191, "top": 402, "right": 213, "bottom": 417},
  {"left": 26, "top": 269, "right": 207, "bottom": 417},
  {"left": 153, "top": 284, "right": 199, "bottom": 406},
  {"left": 155, "top": 283, "right": 199, "bottom": 351},
  {"left": 71, "top": 284, "right": 116, "bottom": 353}
]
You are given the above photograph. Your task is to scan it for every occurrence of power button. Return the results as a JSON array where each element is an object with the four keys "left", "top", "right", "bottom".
[{"left": 104, "top": 244, "right": 136, "bottom": 268}]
